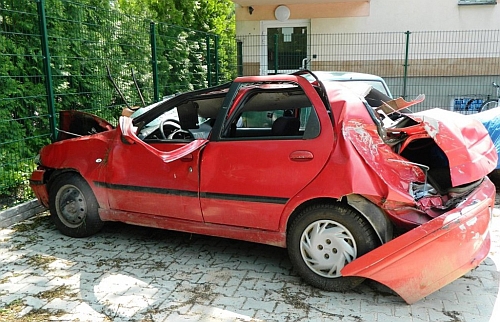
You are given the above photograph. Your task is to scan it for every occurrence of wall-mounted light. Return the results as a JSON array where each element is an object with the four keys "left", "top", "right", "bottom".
[
  {"left": 248, "top": 6, "right": 254, "bottom": 15},
  {"left": 274, "top": 5, "right": 290, "bottom": 21}
]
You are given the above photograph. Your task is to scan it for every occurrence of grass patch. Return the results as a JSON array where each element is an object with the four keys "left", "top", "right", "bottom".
[
  {"left": 0, "top": 299, "right": 65, "bottom": 322},
  {"left": 26, "top": 254, "right": 57, "bottom": 270},
  {"left": 36, "top": 285, "right": 78, "bottom": 300}
]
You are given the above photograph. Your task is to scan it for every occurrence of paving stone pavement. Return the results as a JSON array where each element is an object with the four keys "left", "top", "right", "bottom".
[{"left": 1, "top": 196, "right": 500, "bottom": 322}]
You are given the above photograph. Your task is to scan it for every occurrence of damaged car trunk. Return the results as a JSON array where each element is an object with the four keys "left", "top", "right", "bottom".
[
  {"left": 343, "top": 85, "right": 496, "bottom": 230},
  {"left": 340, "top": 85, "right": 496, "bottom": 303}
]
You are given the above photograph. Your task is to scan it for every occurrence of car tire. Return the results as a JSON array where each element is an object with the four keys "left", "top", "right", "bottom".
[
  {"left": 49, "top": 173, "right": 104, "bottom": 238},
  {"left": 287, "top": 203, "right": 378, "bottom": 291}
]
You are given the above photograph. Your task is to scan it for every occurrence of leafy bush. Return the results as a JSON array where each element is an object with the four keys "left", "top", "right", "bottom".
[{"left": 0, "top": 0, "right": 235, "bottom": 207}]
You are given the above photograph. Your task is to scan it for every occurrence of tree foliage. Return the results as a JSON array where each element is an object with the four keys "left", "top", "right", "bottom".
[
  {"left": 116, "top": 0, "right": 236, "bottom": 94},
  {"left": 116, "top": 0, "right": 235, "bottom": 45},
  {"left": 0, "top": 0, "right": 235, "bottom": 205},
  {"left": 1, "top": 0, "right": 48, "bottom": 204}
]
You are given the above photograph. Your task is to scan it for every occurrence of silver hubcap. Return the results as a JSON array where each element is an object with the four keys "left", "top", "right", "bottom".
[
  {"left": 55, "top": 184, "right": 87, "bottom": 228},
  {"left": 300, "top": 220, "right": 357, "bottom": 278}
]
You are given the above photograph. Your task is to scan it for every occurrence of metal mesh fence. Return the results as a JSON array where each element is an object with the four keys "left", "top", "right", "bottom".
[
  {"left": 238, "top": 30, "right": 500, "bottom": 112},
  {"left": 2, "top": 0, "right": 500, "bottom": 208},
  {"left": 405, "top": 30, "right": 500, "bottom": 112},
  {"left": 1, "top": 0, "right": 45, "bottom": 207},
  {"left": 0, "top": 0, "right": 231, "bottom": 208}
]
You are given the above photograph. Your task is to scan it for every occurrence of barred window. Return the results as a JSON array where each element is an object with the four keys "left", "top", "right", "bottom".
[{"left": 458, "top": 0, "right": 497, "bottom": 5}]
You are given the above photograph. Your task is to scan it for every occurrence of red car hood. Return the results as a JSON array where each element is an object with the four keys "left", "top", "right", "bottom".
[{"left": 57, "top": 110, "right": 114, "bottom": 140}]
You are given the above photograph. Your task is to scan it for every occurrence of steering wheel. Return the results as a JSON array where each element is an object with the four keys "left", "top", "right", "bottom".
[
  {"left": 159, "top": 119, "right": 182, "bottom": 139},
  {"left": 169, "top": 129, "right": 195, "bottom": 140},
  {"left": 159, "top": 119, "right": 194, "bottom": 140}
]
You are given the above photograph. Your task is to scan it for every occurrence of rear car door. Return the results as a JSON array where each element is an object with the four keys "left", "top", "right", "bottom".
[{"left": 199, "top": 77, "right": 333, "bottom": 231}]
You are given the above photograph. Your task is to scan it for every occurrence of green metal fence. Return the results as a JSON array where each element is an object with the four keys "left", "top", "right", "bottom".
[
  {"left": 238, "top": 30, "right": 500, "bottom": 112},
  {"left": 0, "top": 0, "right": 236, "bottom": 208},
  {"left": 2, "top": 1, "right": 500, "bottom": 210}
]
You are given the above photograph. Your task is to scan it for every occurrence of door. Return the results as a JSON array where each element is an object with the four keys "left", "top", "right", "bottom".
[
  {"left": 261, "top": 21, "right": 310, "bottom": 75},
  {"left": 199, "top": 79, "right": 333, "bottom": 231},
  {"left": 102, "top": 117, "right": 207, "bottom": 222}
]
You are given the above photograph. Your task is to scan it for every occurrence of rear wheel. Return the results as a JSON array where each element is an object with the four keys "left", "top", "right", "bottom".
[
  {"left": 49, "top": 173, "right": 103, "bottom": 237},
  {"left": 479, "top": 99, "right": 499, "bottom": 112},
  {"left": 287, "top": 203, "right": 378, "bottom": 291}
]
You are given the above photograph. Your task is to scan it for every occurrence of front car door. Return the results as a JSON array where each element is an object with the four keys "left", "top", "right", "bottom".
[
  {"left": 100, "top": 116, "right": 207, "bottom": 222},
  {"left": 98, "top": 84, "right": 230, "bottom": 222}
]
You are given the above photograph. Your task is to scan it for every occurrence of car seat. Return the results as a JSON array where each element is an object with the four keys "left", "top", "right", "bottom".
[{"left": 272, "top": 116, "right": 300, "bottom": 136}]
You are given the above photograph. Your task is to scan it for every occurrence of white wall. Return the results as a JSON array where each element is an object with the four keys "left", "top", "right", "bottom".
[{"left": 237, "top": 1, "right": 500, "bottom": 35}]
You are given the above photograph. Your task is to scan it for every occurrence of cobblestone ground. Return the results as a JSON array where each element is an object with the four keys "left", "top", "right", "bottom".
[{"left": 1, "top": 194, "right": 500, "bottom": 321}]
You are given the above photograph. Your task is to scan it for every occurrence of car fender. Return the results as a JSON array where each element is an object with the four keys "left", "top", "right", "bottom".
[
  {"left": 345, "top": 194, "right": 393, "bottom": 244},
  {"left": 38, "top": 131, "right": 115, "bottom": 210},
  {"left": 39, "top": 132, "right": 113, "bottom": 180}
]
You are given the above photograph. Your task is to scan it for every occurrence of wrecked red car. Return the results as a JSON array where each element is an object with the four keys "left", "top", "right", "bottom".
[{"left": 30, "top": 71, "right": 497, "bottom": 304}]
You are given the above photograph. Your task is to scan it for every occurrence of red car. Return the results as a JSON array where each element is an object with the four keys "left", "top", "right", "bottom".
[{"left": 30, "top": 71, "right": 497, "bottom": 304}]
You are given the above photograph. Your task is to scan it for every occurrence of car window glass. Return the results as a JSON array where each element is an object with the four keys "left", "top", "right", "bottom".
[
  {"left": 222, "top": 87, "right": 320, "bottom": 140},
  {"left": 359, "top": 81, "right": 388, "bottom": 96},
  {"left": 138, "top": 105, "right": 214, "bottom": 141},
  {"left": 134, "top": 92, "right": 227, "bottom": 142}
]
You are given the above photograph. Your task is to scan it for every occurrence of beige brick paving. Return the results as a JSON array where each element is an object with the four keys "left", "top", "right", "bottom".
[{"left": 1, "top": 192, "right": 500, "bottom": 321}]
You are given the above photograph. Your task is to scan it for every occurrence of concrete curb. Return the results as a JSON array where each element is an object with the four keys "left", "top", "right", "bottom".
[{"left": 0, "top": 199, "right": 46, "bottom": 228}]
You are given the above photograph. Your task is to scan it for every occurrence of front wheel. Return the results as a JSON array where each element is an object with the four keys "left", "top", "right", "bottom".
[
  {"left": 479, "top": 99, "right": 499, "bottom": 112},
  {"left": 49, "top": 173, "right": 104, "bottom": 237},
  {"left": 287, "top": 203, "right": 378, "bottom": 291}
]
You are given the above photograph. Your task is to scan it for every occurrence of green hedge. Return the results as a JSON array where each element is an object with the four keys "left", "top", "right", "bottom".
[{"left": 0, "top": 0, "right": 236, "bottom": 208}]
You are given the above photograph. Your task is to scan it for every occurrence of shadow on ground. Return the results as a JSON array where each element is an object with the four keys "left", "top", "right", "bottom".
[{"left": 1, "top": 210, "right": 499, "bottom": 321}]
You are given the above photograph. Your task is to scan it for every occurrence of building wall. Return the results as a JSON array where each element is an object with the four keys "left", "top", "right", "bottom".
[
  {"left": 236, "top": 1, "right": 500, "bottom": 35},
  {"left": 234, "top": 1, "right": 500, "bottom": 111},
  {"left": 237, "top": 30, "right": 500, "bottom": 77},
  {"left": 313, "top": 1, "right": 500, "bottom": 33}
]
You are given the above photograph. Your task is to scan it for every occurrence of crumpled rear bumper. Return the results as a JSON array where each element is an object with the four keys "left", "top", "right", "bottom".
[{"left": 341, "top": 176, "right": 495, "bottom": 304}]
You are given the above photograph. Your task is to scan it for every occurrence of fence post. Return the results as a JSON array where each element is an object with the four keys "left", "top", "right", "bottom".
[
  {"left": 403, "top": 31, "right": 411, "bottom": 99},
  {"left": 150, "top": 22, "right": 160, "bottom": 102},
  {"left": 214, "top": 35, "right": 219, "bottom": 85},
  {"left": 274, "top": 34, "right": 279, "bottom": 74},
  {"left": 35, "top": 0, "right": 57, "bottom": 142},
  {"left": 206, "top": 35, "right": 212, "bottom": 87},
  {"left": 237, "top": 40, "right": 243, "bottom": 76}
]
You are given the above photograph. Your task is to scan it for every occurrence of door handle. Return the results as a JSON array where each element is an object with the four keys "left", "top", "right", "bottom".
[
  {"left": 181, "top": 154, "right": 193, "bottom": 162},
  {"left": 289, "top": 150, "right": 314, "bottom": 161}
]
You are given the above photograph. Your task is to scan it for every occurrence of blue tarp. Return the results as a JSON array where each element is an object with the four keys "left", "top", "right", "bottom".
[{"left": 469, "top": 108, "right": 500, "bottom": 169}]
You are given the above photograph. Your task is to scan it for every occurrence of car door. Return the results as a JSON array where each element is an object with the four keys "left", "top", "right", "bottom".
[
  {"left": 101, "top": 116, "right": 207, "bottom": 222},
  {"left": 199, "top": 78, "right": 334, "bottom": 231}
]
